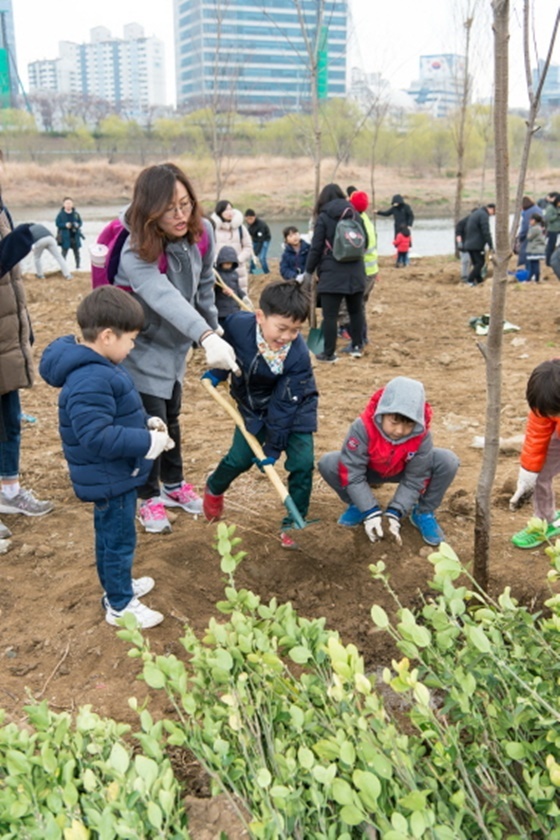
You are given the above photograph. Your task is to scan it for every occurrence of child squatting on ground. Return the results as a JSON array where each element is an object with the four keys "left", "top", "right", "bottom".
[
  {"left": 318, "top": 376, "right": 460, "bottom": 546},
  {"left": 202, "top": 280, "right": 318, "bottom": 550},
  {"left": 40, "top": 286, "right": 176, "bottom": 629},
  {"left": 510, "top": 359, "right": 560, "bottom": 548}
]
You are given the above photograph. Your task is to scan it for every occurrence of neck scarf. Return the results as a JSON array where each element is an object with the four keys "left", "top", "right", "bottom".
[{"left": 256, "top": 324, "right": 291, "bottom": 375}]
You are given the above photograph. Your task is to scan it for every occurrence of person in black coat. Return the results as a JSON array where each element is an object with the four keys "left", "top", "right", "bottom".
[
  {"left": 305, "top": 183, "right": 366, "bottom": 362},
  {"left": 463, "top": 203, "right": 495, "bottom": 286},
  {"left": 376, "top": 194, "right": 414, "bottom": 235},
  {"left": 245, "top": 209, "right": 271, "bottom": 274}
]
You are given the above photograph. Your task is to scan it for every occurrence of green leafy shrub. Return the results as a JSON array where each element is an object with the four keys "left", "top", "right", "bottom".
[
  {"left": 0, "top": 701, "right": 190, "bottom": 839},
  {"left": 119, "top": 523, "right": 560, "bottom": 839}
]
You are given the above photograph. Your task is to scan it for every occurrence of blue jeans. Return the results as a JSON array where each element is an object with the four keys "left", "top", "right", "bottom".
[
  {"left": 0, "top": 390, "right": 21, "bottom": 480},
  {"left": 94, "top": 489, "right": 136, "bottom": 610},
  {"left": 396, "top": 252, "right": 409, "bottom": 266}
]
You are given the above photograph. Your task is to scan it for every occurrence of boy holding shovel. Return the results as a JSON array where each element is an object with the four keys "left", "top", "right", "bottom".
[{"left": 202, "top": 281, "right": 318, "bottom": 549}]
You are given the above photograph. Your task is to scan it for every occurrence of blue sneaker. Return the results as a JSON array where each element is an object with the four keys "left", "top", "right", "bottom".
[
  {"left": 409, "top": 507, "right": 445, "bottom": 546},
  {"left": 338, "top": 504, "right": 367, "bottom": 527}
]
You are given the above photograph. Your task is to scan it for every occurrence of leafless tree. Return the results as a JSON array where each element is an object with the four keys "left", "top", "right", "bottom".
[
  {"left": 472, "top": 0, "right": 510, "bottom": 590},
  {"left": 509, "top": 1, "right": 560, "bottom": 246}
]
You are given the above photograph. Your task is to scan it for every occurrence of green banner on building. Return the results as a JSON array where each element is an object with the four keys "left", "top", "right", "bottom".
[
  {"left": 316, "top": 26, "right": 328, "bottom": 100},
  {"left": 0, "top": 49, "right": 10, "bottom": 108}
]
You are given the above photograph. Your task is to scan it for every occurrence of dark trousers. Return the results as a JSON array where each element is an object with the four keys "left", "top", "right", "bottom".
[
  {"left": 94, "top": 489, "right": 136, "bottom": 610},
  {"left": 527, "top": 257, "right": 541, "bottom": 282},
  {"left": 546, "top": 231, "right": 559, "bottom": 267},
  {"left": 321, "top": 291, "right": 364, "bottom": 357},
  {"left": 207, "top": 428, "right": 314, "bottom": 529},
  {"left": 138, "top": 382, "right": 183, "bottom": 500},
  {"left": 0, "top": 390, "right": 21, "bottom": 479},
  {"left": 467, "top": 250, "right": 485, "bottom": 284},
  {"left": 62, "top": 246, "right": 80, "bottom": 269}
]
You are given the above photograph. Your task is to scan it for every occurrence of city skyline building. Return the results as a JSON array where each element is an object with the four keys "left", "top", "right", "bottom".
[
  {"left": 28, "top": 23, "right": 166, "bottom": 122},
  {"left": 174, "top": 0, "right": 347, "bottom": 115},
  {"left": 533, "top": 60, "right": 560, "bottom": 110},
  {"left": 407, "top": 54, "right": 467, "bottom": 118},
  {"left": 0, "top": 0, "right": 18, "bottom": 106}
]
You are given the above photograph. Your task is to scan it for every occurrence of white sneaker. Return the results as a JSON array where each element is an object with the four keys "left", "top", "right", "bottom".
[
  {"left": 104, "top": 596, "right": 164, "bottom": 628},
  {"left": 0, "top": 488, "right": 54, "bottom": 516},
  {"left": 160, "top": 482, "right": 203, "bottom": 514},
  {"left": 137, "top": 498, "right": 172, "bottom": 533},
  {"left": 0, "top": 519, "right": 12, "bottom": 539},
  {"left": 103, "top": 576, "right": 154, "bottom": 601}
]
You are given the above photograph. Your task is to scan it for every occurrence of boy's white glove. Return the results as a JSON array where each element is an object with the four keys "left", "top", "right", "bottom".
[
  {"left": 509, "top": 467, "right": 538, "bottom": 510},
  {"left": 364, "top": 509, "right": 383, "bottom": 543},
  {"left": 201, "top": 332, "right": 240, "bottom": 374},
  {"left": 145, "top": 430, "right": 173, "bottom": 460},
  {"left": 147, "top": 416, "right": 168, "bottom": 433},
  {"left": 385, "top": 511, "right": 402, "bottom": 546}
]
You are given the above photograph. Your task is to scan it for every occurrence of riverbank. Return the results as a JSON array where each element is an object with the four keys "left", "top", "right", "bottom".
[{"left": 5, "top": 156, "right": 559, "bottom": 218}]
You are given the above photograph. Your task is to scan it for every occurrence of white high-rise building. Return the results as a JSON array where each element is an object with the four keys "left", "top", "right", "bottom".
[{"left": 28, "top": 24, "right": 166, "bottom": 120}]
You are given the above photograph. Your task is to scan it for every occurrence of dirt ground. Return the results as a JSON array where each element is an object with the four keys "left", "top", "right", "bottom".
[{"left": 2, "top": 254, "right": 559, "bottom": 837}]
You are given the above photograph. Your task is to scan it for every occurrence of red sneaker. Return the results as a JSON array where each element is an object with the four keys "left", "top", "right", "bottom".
[
  {"left": 203, "top": 486, "right": 224, "bottom": 521},
  {"left": 280, "top": 531, "right": 300, "bottom": 550}
]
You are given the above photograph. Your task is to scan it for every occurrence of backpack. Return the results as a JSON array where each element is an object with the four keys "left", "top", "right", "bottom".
[
  {"left": 328, "top": 208, "right": 366, "bottom": 263},
  {"left": 90, "top": 219, "right": 210, "bottom": 289}
]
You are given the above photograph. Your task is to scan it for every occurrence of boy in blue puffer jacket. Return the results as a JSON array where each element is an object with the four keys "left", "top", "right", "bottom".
[
  {"left": 39, "top": 286, "right": 174, "bottom": 628},
  {"left": 202, "top": 280, "right": 318, "bottom": 550}
]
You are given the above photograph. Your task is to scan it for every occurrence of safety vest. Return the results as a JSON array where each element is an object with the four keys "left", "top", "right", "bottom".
[{"left": 361, "top": 212, "right": 378, "bottom": 276}]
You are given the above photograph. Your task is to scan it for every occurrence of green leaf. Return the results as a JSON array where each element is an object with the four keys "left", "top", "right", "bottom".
[
  {"left": 339, "top": 741, "right": 356, "bottom": 766},
  {"left": 108, "top": 741, "right": 130, "bottom": 774},
  {"left": 289, "top": 645, "right": 311, "bottom": 664},
  {"left": 298, "top": 746, "right": 314, "bottom": 770},
  {"left": 256, "top": 768, "right": 272, "bottom": 788},
  {"left": 371, "top": 605, "right": 389, "bottom": 628},
  {"left": 399, "top": 789, "right": 430, "bottom": 811},
  {"left": 505, "top": 741, "right": 527, "bottom": 760},
  {"left": 332, "top": 777, "right": 354, "bottom": 805},
  {"left": 466, "top": 625, "right": 491, "bottom": 653},
  {"left": 143, "top": 662, "right": 166, "bottom": 689},
  {"left": 340, "top": 804, "right": 366, "bottom": 826},
  {"left": 270, "top": 784, "right": 290, "bottom": 799},
  {"left": 147, "top": 801, "right": 163, "bottom": 830},
  {"left": 135, "top": 754, "right": 159, "bottom": 788},
  {"left": 6, "top": 749, "right": 29, "bottom": 775},
  {"left": 411, "top": 811, "right": 427, "bottom": 838}
]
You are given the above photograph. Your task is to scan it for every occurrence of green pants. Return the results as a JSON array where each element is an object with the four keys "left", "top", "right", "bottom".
[{"left": 207, "top": 429, "right": 314, "bottom": 529}]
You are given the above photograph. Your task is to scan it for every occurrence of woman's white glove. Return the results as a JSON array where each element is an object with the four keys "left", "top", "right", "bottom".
[
  {"left": 385, "top": 512, "right": 402, "bottom": 546},
  {"left": 145, "top": 430, "right": 174, "bottom": 460},
  {"left": 201, "top": 332, "right": 240, "bottom": 374},
  {"left": 364, "top": 509, "right": 383, "bottom": 543},
  {"left": 147, "top": 416, "right": 168, "bottom": 433},
  {"left": 509, "top": 467, "right": 538, "bottom": 510}
]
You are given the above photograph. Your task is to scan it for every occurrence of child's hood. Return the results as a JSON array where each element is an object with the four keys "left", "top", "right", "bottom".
[
  {"left": 216, "top": 245, "right": 239, "bottom": 269},
  {"left": 391, "top": 194, "right": 405, "bottom": 205},
  {"left": 374, "top": 377, "right": 427, "bottom": 439},
  {"left": 40, "top": 335, "right": 113, "bottom": 389}
]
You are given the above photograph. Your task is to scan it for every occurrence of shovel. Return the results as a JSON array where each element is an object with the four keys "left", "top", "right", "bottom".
[
  {"left": 306, "top": 276, "right": 324, "bottom": 355},
  {"left": 212, "top": 268, "right": 253, "bottom": 311},
  {"left": 201, "top": 377, "right": 306, "bottom": 529}
]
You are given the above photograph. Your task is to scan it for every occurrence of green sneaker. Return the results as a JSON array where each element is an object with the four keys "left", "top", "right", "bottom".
[{"left": 511, "top": 515, "right": 560, "bottom": 549}]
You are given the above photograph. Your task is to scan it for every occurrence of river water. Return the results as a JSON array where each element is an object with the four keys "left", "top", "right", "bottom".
[{"left": 14, "top": 204, "right": 460, "bottom": 274}]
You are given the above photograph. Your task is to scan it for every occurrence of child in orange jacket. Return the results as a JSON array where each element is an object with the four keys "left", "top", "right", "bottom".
[
  {"left": 393, "top": 224, "right": 411, "bottom": 267},
  {"left": 510, "top": 359, "right": 560, "bottom": 547}
]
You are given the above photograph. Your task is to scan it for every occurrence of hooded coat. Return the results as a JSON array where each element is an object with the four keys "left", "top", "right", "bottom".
[
  {"left": 305, "top": 198, "right": 366, "bottom": 295},
  {"left": 335, "top": 377, "right": 434, "bottom": 516},
  {"left": 211, "top": 208, "right": 253, "bottom": 292},
  {"left": 376, "top": 194, "right": 414, "bottom": 233},
  {"left": 39, "top": 336, "right": 152, "bottom": 502},
  {"left": 463, "top": 206, "right": 493, "bottom": 251},
  {"left": 0, "top": 213, "right": 34, "bottom": 396},
  {"left": 215, "top": 245, "right": 243, "bottom": 320}
]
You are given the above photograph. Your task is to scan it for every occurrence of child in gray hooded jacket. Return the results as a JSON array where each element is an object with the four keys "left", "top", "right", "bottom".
[{"left": 318, "top": 376, "right": 459, "bottom": 546}]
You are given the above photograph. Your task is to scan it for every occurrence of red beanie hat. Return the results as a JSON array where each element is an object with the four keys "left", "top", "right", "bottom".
[{"left": 350, "top": 190, "right": 369, "bottom": 213}]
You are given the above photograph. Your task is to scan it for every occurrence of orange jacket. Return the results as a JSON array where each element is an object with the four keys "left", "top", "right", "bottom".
[{"left": 520, "top": 409, "right": 560, "bottom": 472}]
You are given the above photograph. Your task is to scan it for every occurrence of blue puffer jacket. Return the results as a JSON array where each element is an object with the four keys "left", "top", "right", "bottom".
[
  {"left": 39, "top": 336, "right": 152, "bottom": 502},
  {"left": 280, "top": 240, "right": 310, "bottom": 279},
  {"left": 209, "top": 311, "right": 318, "bottom": 458}
]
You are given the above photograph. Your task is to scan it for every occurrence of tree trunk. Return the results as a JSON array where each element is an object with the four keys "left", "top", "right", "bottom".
[{"left": 473, "top": 0, "right": 510, "bottom": 590}]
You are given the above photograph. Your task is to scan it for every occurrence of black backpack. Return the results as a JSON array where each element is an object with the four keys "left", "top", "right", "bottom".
[{"left": 328, "top": 207, "right": 366, "bottom": 262}]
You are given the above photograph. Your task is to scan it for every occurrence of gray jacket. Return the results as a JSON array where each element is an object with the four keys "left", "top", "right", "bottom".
[
  {"left": 114, "top": 216, "right": 218, "bottom": 398},
  {"left": 339, "top": 377, "right": 434, "bottom": 515}
]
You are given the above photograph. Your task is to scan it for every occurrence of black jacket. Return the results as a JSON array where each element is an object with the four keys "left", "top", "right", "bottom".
[
  {"left": 463, "top": 207, "right": 493, "bottom": 251},
  {"left": 305, "top": 198, "right": 366, "bottom": 295},
  {"left": 376, "top": 194, "right": 414, "bottom": 233},
  {"left": 247, "top": 217, "right": 271, "bottom": 255}
]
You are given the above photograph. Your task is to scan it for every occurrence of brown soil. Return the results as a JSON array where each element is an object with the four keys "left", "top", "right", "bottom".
[{"left": 2, "top": 255, "right": 559, "bottom": 837}]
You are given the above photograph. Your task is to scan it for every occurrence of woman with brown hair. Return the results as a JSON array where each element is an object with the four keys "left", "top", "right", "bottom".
[{"left": 114, "top": 162, "right": 238, "bottom": 534}]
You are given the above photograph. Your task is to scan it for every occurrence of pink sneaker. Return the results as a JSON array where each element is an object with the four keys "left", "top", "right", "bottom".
[
  {"left": 160, "top": 482, "right": 203, "bottom": 515},
  {"left": 137, "top": 498, "right": 172, "bottom": 534}
]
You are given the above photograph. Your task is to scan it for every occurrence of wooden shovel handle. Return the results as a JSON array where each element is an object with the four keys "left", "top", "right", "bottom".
[
  {"left": 212, "top": 267, "right": 253, "bottom": 312},
  {"left": 201, "top": 377, "right": 289, "bottom": 502}
]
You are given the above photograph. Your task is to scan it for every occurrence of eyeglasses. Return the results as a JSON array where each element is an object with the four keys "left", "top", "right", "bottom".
[{"left": 162, "top": 198, "right": 193, "bottom": 219}]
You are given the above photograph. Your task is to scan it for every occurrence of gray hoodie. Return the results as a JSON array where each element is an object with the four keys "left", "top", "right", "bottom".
[{"left": 114, "top": 215, "right": 218, "bottom": 399}]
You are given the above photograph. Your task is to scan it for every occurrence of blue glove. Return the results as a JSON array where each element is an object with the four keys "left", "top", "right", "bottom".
[
  {"left": 201, "top": 370, "right": 221, "bottom": 387},
  {"left": 253, "top": 456, "right": 276, "bottom": 473}
]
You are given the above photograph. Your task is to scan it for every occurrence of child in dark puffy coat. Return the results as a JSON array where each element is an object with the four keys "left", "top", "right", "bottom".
[{"left": 214, "top": 245, "right": 247, "bottom": 327}]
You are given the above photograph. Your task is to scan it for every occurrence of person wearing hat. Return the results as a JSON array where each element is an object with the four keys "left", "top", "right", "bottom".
[
  {"left": 338, "top": 190, "right": 378, "bottom": 354},
  {"left": 376, "top": 194, "right": 414, "bottom": 236}
]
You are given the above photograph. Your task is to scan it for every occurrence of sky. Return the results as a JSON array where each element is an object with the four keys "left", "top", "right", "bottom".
[{"left": 11, "top": 0, "right": 560, "bottom": 109}]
